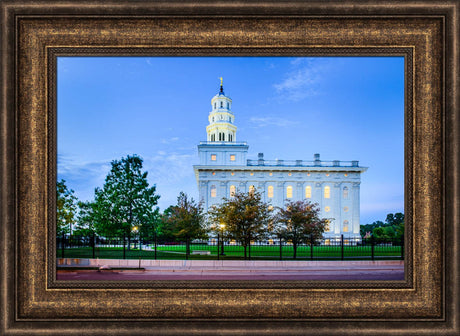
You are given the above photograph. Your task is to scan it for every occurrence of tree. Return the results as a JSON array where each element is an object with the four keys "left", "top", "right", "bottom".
[
  {"left": 208, "top": 189, "right": 272, "bottom": 260},
  {"left": 275, "top": 200, "right": 329, "bottom": 259},
  {"left": 92, "top": 155, "right": 160, "bottom": 249},
  {"left": 56, "top": 179, "right": 78, "bottom": 236},
  {"left": 162, "top": 192, "right": 207, "bottom": 257},
  {"left": 74, "top": 200, "right": 97, "bottom": 236}
]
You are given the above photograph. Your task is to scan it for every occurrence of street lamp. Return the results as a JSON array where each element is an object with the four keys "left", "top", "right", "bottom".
[
  {"left": 132, "top": 226, "right": 139, "bottom": 249},
  {"left": 219, "top": 222, "right": 226, "bottom": 256}
]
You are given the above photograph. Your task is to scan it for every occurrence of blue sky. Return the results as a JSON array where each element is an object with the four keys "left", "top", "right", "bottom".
[{"left": 57, "top": 56, "right": 404, "bottom": 224}]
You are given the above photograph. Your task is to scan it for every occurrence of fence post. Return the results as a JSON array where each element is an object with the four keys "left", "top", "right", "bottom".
[
  {"left": 400, "top": 236, "right": 404, "bottom": 260},
  {"left": 154, "top": 231, "right": 157, "bottom": 260},
  {"left": 185, "top": 237, "right": 189, "bottom": 260},
  {"left": 217, "top": 234, "right": 220, "bottom": 261},
  {"left": 92, "top": 232, "right": 95, "bottom": 259},
  {"left": 123, "top": 233, "right": 126, "bottom": 260},
  {"left": 310, "top": 234, "right": 314, "bottom": 260},
  {"left": 279, "top": 237, "right": 282, "bottom": 261},
  {"left": 371, "top": 235, "right": 375, "bottom": 261},
  {"left": 61, "top": 232, "right": 65, "bottom": 259},
  {"left": 341, "top": 234, "right": 344, "bottom": 261}
]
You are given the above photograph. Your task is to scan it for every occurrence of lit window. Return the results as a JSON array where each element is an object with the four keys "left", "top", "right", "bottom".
[
  {"left": 324, "top": 206, "right": 330, "bottom": 212},
  {"left": 250, "top": 172, "right": 254, "bottom": 176},
  {"left": 231, "top": 172, "right": 234, "bottom": 176},
  {"left": 305, "top": 186, "right": 312, "bottom": 198},
  {"left": 326, "top": 173, "right": 329, "bottom": 177},
  {"left": 211, "top": 154, "right": 216, "bottom": 161},
  {"left": 344, "top": 206, "right": 349, "bottom": 212},
  {"left": 344, "top": 173, "right": 348, "bottom": 177},
  {"left": 269, "top": 172, "right": 273, "bottom": 176},
  {"left": 307, "top": 173, "right": 311, "bottom": 176},
  {"left": 325, "top": 239, "right": 330, "bottom": 245},
  {"left": 324, "top": 186, "right": 330, "bottom": 198},
  {"left": 230, "top": 154, "right": 235, "bottom": 161},
  {"left": 343, "top": 220, "right": 349, "bottom": 232},
  {"left": 230, "top": 185, "right": 236, "bottom": 197},
  {"left": 343, "top": 186, "right": 349, "bottom": 199},
  {"left": 286, "top": 185, "right": 293, "bottom": 198},
  {"left": 249, "top": 185, "right": 255, "bottom": 194},
  {"left": 288, "top": 172, "right": 292, "bottom": 176},
  {"left": 268, "top": 185, "right": 274, "bottom": 198},
  {"left": 212, "top": 172, "right": 215, "bottom": 176},
  {"left": 210, "top": 185, "right": 217, "bottom": 198}
]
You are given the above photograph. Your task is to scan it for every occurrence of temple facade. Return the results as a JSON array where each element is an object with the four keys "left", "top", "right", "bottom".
[{"left": 193, "top": 80, "right": 367, "bottom": 241}]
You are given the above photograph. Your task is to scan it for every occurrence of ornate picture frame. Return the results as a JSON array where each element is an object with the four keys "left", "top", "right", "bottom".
[{"left": 1, "top": 1, "right": 458, "bottom": 334}]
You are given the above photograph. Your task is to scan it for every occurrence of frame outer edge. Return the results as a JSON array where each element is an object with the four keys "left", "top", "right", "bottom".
[
  {"left": 446, "top": 1, "right": 460, "bottom": 334},
  {"left": 1, "top": 1, "right": 16, "bottom": 335}
]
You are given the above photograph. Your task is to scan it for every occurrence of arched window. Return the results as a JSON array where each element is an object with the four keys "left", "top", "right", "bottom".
[
  {"left": 343, "top": 186, "right": 349, "bottom": 199},
  {"left": 268, "top": 185, "right": 274, "bottom": 198},
  {"left": 286, "top": 185, "right": 293, "bottom": 198},
  {"left": 305, "top": 185, "right": 312, "bottom": 198},
  {"left": 210, "top": 185, "right": 217, "bottom": 198},
  {"left": 220, "top": 101, "right": 223, "bottom": 108},
  {"left": 230, "top": 185, "right": 236, "bottom": 197},
  {"left": 211, "top": 134, "right": 215, "bottom": 141},
  {"left": 229, "top": 134, "right": 233, "bottom": 142},
  {"left": 324, "top": 186, "right": 330, "bottom": 199},
  {"left": 343, "top": 220, "right": 349, "bottom": 232},
  {"left": 212, "top": 117, "right": 214, "bottom": 122},
  {"left": 249, "top": 185, "right": 255, "bottom": 194},
  {"left": 214, "top": 102, "right": 216, "bottom": 109},
  {"left": 227, "top": 102, "right": 230, "bottom": 109}
]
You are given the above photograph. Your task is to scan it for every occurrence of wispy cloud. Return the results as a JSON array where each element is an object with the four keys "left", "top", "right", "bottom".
[
  {"left": 249, "top": 116, "right": 299, "bottom": 128},
  {"left": 273, "top": 58, "right": 331, "bottom": 101},
  {"left": 160, "top": 137, "right": 180, "bottom": 144},
  {"left": 57, "top": 155, "right": 111, "bottom": 200}
]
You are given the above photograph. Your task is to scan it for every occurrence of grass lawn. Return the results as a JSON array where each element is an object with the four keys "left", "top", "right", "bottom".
[{"left": 58, "top": 244, "right": 403, "bottom": 260}]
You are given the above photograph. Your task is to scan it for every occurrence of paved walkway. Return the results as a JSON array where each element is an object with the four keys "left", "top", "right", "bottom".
[{"left": 57, "top": 259, "right": 405, "bottom": 281}]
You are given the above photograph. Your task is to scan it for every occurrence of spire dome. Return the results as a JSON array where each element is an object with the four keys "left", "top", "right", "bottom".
[{"left": 207, "top": 79, "right": 236, "bottom": 142}]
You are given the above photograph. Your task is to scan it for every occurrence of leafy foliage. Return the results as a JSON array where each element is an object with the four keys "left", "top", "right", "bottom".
[
  {"left": 56, "top": 179, "right": 78, "bottom": 235},
  {"left": 90, "top": 155, "right": 160, "bottom": 241},
  {"left": 360, "top": 212, "right": 404, "bottom": 241},
  {"left": 208, "top": 189, "right": 273, "bottom": 259},
  {"left": 274, "top": 200, "right": 329, "bottom": 258},
  {"left": 162, "top": 192, "right": 207, "bottom": 242}
]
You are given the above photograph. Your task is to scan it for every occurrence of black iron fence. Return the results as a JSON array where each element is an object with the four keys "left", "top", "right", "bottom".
[{"left": 56, "top": 234, "right": 404, "bottom": 261}]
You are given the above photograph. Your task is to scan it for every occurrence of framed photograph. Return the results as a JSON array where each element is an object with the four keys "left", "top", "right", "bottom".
[{"left": 1, "top": 1, "right": 458, "bottom": 335}]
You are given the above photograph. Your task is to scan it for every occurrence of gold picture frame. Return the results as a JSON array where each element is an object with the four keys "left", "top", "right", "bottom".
[{"left": 1, "top": 1, "right": 458, "bottom": 334}]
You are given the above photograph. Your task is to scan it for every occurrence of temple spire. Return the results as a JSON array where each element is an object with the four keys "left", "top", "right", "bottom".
[{"left": 219, "top": 77, "right": 224, "bottom": 94}]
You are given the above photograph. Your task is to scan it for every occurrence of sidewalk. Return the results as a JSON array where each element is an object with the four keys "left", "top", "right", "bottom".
[{"left": 56, "top": 259, "right": 405, "bottom": 281}]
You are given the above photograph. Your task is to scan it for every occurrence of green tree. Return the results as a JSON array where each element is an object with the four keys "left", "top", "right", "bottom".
[
  {"left": 92, "top": 155, "right": 160, "bottom": 249},
  {"left": 74, "top": 200, "right": 97, "bottom": 236},
  {"left": 162, "top": 192, "right": 207, "bottom": 257},
  {"left": 208, "top": 189, "right": 272, "bottom": 260},
  {"left": 275, "top": 200, "right": 329, "bottom": 259},
  {"left": 56, "top": 179, "right": 78, "bottom": 236}
]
